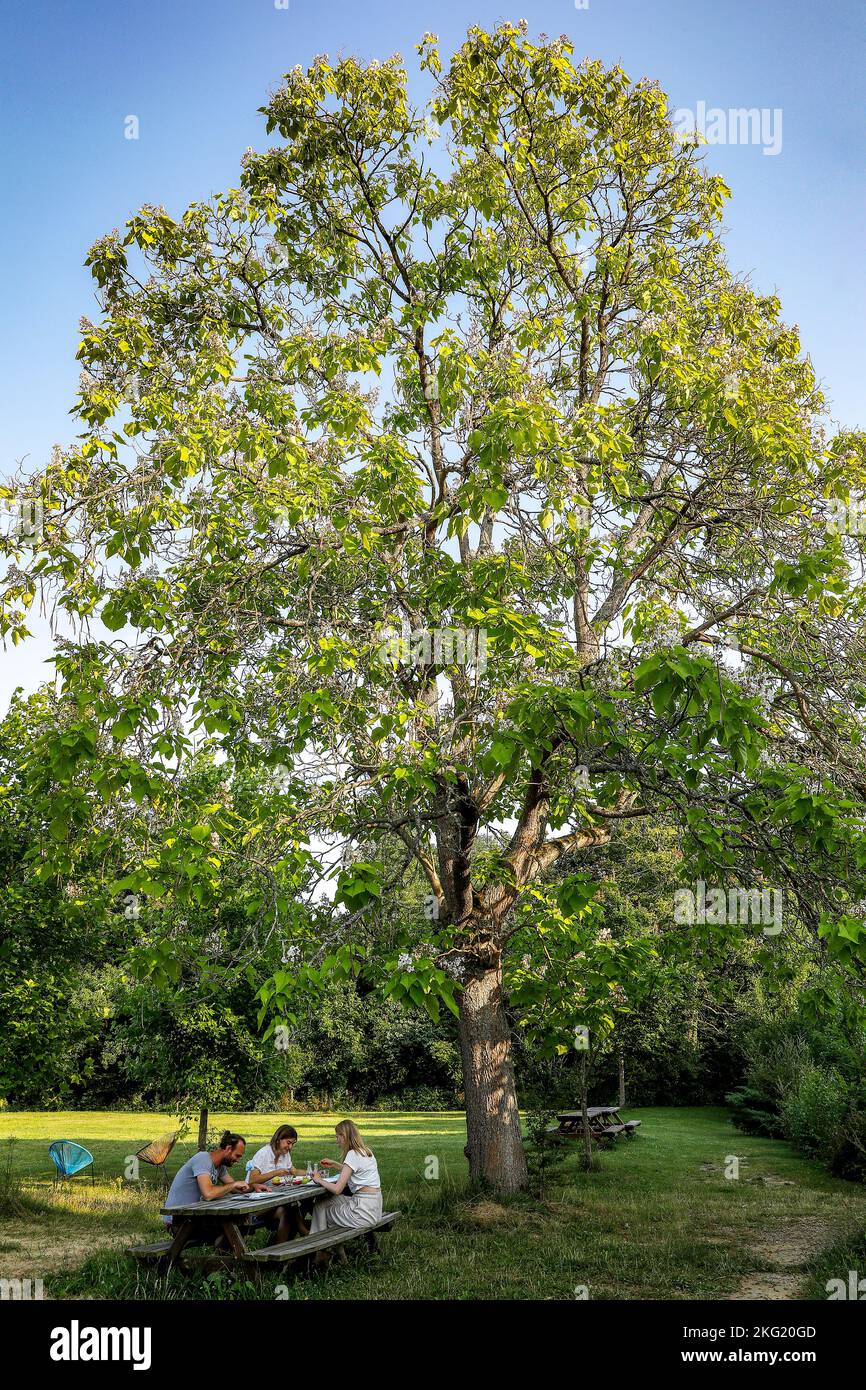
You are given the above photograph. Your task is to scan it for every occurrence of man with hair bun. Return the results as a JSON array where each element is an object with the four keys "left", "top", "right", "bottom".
[{"left": 163, "top": 1130, "right": 254, "bottom": 1239}]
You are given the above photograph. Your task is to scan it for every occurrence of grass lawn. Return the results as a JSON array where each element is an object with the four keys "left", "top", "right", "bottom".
[{"left": 1, "top": 1106, "right": 864, "bottom": 1300}]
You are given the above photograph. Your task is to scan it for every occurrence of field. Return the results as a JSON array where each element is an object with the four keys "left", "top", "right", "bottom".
[{"left": 2, "top": 1107, "right": 865, "bottom": 1301}]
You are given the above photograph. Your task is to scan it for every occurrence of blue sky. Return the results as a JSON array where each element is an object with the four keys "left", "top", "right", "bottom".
[{"left": 0, "top": 0, "right": 864, "bottom": 707}]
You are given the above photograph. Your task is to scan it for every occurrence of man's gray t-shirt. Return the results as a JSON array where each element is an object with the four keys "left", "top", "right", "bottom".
[{"left": 163, "top": 1151, "right": 229, "bottom": 1223}]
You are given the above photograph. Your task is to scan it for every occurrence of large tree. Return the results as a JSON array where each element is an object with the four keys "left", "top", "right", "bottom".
[{"left": 4, "top": 23, "right": 866, "bottom": 1189}]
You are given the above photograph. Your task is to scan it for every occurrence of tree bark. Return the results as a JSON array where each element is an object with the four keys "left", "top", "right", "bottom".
[
  {"left": 618, "top": 1047, "right": 626, "bottom": 1108},
  {"left": 197, "top": 1108, "right": 208, "bottom": 1152},
  {"left": 458, "top": 959, "right": 528, "bottom": 1193},
  {"left": 579, "top": 1053, "right": 593, "bottom": 1170}
]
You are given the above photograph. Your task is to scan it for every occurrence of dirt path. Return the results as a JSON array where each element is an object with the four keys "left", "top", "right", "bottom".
[
  {"left": 727, "top": 1217, "right": 833, "bottom": 1300},
  {"left": 0, "top": 1220, "right": 149, "bottom": 1291}
]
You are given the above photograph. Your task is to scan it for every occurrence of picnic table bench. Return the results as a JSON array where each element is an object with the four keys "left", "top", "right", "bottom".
[
  {"left": 554, "top": 1108, "right": 642, "bottom": 1143},
  {"left": 240, "top": 1211, "right": 400, "bottom": 1277},
  {"left": 129, "top": 1182, "right": 398, "bottom": 1277}
]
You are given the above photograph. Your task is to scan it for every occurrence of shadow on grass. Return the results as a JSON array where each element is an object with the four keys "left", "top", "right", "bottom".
[{"left": 0, "top": 1138, "right": 53, "bottom": 1220}]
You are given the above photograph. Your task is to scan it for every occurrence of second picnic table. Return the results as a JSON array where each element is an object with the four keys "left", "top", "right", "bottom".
[
  {"left": 135, "top": 1183, "right": 329, "bottom": 1273},
  {"left": 556, "top": 1107, "right": 641, "bottom": 1140}
]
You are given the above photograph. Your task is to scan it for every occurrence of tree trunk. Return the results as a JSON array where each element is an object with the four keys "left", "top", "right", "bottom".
[
  {"left": 617, "top": 1047, "right": 626, "bottom": 1108},
  {"left": 458, "top": 961, "right": 528, "bottom": 1193},
  {"left": 197, "top": 1108, "right": 208, "bottom": 1151},
  {"left": 579, "top": 1053, "right": 593, "bottom": 1170}
]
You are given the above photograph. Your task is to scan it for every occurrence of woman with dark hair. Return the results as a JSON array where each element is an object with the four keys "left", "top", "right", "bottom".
[
  {"left": 247, "top": 1124, "right": 307, "bottom": 1243},
  {"left": 246, "top": 1125, "right": 303, "bottom": 1185}
]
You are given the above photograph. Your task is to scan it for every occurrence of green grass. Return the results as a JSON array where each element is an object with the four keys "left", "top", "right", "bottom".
[
  {"left": 1, "top": 1107, "right": 864, "bottom": 1300},
  {"left": 803, "top": 1228, "right": 866, "bottom": 1300}
]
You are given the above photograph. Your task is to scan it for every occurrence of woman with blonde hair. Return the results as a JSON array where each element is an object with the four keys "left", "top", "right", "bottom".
[{"left": 311, "top": 1119, "right": 382, "bottom": 1232}]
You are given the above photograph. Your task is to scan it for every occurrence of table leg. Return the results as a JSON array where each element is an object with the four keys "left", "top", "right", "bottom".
[
  {"left": 296, "top": 1197, "right": 317, "bottom": 1234},
  {"left": 167, "top": 1219, "right": 195, "bottom": 1267},
  {"left": 220, "top": 1220, "right": 250, "bottom": 1260}
]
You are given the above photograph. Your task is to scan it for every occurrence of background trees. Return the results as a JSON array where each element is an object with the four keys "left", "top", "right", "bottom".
[
  {"left": 0, "top": 690, "right": 117, "bottom": 1105},
  {"left": 3, "top": 679, "right": 864, "bottom": 1193}
]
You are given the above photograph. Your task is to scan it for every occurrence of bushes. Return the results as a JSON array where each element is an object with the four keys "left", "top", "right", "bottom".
[
  {"left": 741, "top": 1033, "right": 812, "bottom": 1110},
  {"left": 522, "top": 1110, "right": 574, "bottom": 1196},
  {"left": 833, "top": 1104, "right": 866, "bottom": 1181},
  {"left": 780, "top": 1065, "right": 847, "bottom": 1161},
  {"left": 728, "top": 1008, "right": 866, "bottom": 1182},
  {"left": 725, "top": 1086, "right": 785, "bottom": 1137},
  {"left": 365, "top": 1087, "right": 457, "bottom": 1111},
  {"left": 725, "top": 1033, "right": 811, "bottom": 1137}
]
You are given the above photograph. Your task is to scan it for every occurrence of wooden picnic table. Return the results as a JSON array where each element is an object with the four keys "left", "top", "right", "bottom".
[
  {"left": 559, "top": 1107, "right": 620, "bottom": 1121},
  {"left": 138, "top": 1183, "right": 328, "bottom": 1272},
  {"left": 555, "top": 1107, "right": 641, "bottom": 1141}
]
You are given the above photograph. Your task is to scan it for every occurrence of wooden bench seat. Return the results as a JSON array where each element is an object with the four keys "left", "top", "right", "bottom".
[
  {"left": 129, "top": 1239, "right": 245, "bottom": 1275},
  {"left": 556, "top": 1122, "right": 626, "bottom": 1138},
  {"left": 623, "top": 1120, "right": 641, "bottom": 1132},
  {"left": 128, "top": 1238, "right": 174, "bottom": 1263},
  {"left": 242, "top": 1211, "right": 400, "bottom": 1268}
]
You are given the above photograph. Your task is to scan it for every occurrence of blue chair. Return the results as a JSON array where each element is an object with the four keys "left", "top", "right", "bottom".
[{"left": 48, "top": 1140, "right": 95, "bottom": 1185}]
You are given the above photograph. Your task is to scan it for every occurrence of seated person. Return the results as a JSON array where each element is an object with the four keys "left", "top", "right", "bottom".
[
  {"left": 163, "top": 1131, "right": 254, "bottom": 1243},
  {"left": 311, "top": 1119, "right": 382, "bottom": 1239},
  {"left": 247, "top": 1124, "right": 307, "bottom": 1243},
  {"left": 246, "top": 1125, "right": 304, "bottom": 1185}
]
